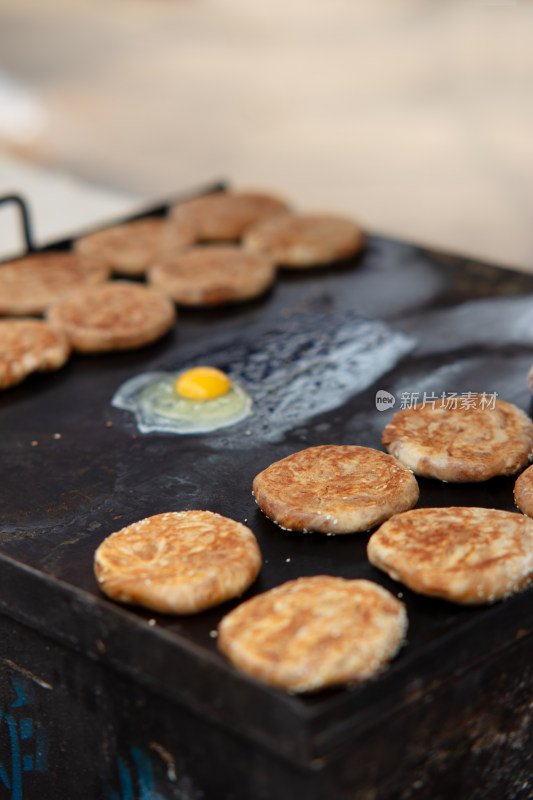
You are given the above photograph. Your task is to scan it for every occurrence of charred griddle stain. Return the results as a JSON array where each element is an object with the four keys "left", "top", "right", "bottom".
[
  {"left": 333, "top": 638, "right": 533, "bottom": 800},
  {"left": 0, "top": 447, "right": 117, "bottom": 537}
]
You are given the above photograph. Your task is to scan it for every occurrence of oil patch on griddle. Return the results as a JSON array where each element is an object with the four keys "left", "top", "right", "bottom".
[
  {"left": 396, "top": 294, "right": 533, "bottom": 356},
  {"left": 112, "top": 312, "right": 416, "bottom": 445}
]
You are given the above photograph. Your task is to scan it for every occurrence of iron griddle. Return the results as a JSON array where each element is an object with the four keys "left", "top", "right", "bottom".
[{"left": 1, "top": 187, "right": 533, "bottom": 769}]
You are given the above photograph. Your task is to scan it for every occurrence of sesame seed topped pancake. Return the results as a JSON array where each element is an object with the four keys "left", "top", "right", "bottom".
[
  {"left": 0, "top": 318, "right": 71, "bottom": 389},
  {"left": 0, "top": 251, "right": 110, "bottom": 316},
  {"left": 170, "top": 191, "right": 289, "bottom": 242},
  {"left": 253, "top": 445, "right": 419, "bottom": 534},
  {"left": 367, "top": 506, "right": 533, "bottom": 605},
  {"left": 382, "top": 397, "right": 533, "bottom": 482},
  {"left": 217, "top": 576, "right": 408, "bottom": 693},
  {"left": 147, "top": 245, "right": 277, "bottom": 307},
  {"left": 46, "top": 280, "right": 176, "bottom": 353},
  {"left": 242, "top": 213, "right": 365, "bottom": 268},
  {"left": 74, "top": 216, "right": 195, "bottom": 277},
  {"left": 94, "top": 510, "right": 262, "bottom": 614},
  {"left": 514, "top": 465, "right": 533, "bottom": 518}
]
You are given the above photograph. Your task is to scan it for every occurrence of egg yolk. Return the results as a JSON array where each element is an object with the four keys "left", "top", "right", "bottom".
[{"left": 175, "top": 366, "right": 232, "bottom": 400}]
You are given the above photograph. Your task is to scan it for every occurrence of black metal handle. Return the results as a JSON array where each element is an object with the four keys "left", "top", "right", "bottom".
[{"left": 0, "top": 193, "right": 35, "bottom": 254}]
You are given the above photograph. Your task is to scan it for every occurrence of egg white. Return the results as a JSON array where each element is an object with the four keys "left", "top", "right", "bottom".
[{"left": 112, "top": 371, "right": 252, "bottom": 434}]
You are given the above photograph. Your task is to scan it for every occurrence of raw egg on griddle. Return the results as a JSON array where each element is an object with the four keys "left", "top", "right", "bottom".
[{"left": 112, "top": 366, "right": 252, "bottom": 434}]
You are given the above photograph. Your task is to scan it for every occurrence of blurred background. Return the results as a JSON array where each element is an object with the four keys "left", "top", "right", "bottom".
[{"left": 1, "top": 0, "right": 532, "bottom": 269}]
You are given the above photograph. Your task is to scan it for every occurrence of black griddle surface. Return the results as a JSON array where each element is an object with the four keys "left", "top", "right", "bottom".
[{"left": 2, "top": 204, "right": 533, "bottom": 766}]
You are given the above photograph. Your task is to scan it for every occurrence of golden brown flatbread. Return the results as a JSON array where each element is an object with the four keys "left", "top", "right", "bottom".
[
  {"left": 217, "top": 576, "right": 408, "bottom": 693},
  {"left": 242, "top": 212, "right": 365, "bottom": 267},
  {"left": 382, "top": 396, "right": 533, "bottom": 482},
  {"left": 514, "top": 465, "right": 533, "bottom": 517},
  {"left": 0, "top": 318, "right": 71, "bottom": 389},
  {"left": 367, "top": 506, "right": 533, "bottom": 604},
  {"left": 147, "top": 245, "right": 276, "bottom": 306},
  {"left": 74, "top": 216, "right": 195, "bottom": 277},
  {"left": 252, "top": 445, "right": 419, "bottom": 534},
  {"left": 0, "top": 251, "right": 110, "bottom": 316},
  {"left": 94, "top": 510, "right": 262, "bottom": 614},
  {"left": 170, "top": 191, "right": 289, "bottom": 242},
  {"left": 46, "top": 280, "right": 176, "bottom": 353}
]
